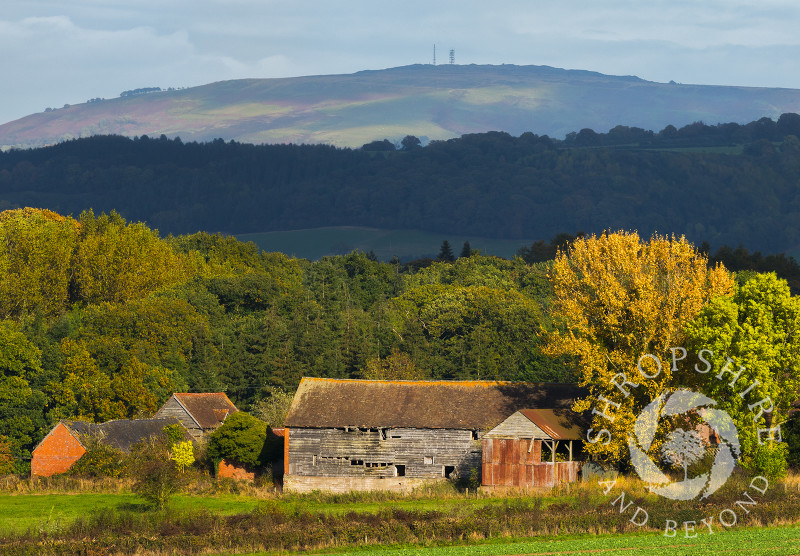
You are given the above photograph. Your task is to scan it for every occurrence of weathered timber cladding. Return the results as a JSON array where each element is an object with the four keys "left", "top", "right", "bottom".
[
  {"left": 153, "top": 398, "right": 200, "bottom": 435},
  {"left": 484, "top": 412, "right": 547, "bottom": 439},
  {"left": 287, "top": 427, "right": 481, "bottom": 480}
]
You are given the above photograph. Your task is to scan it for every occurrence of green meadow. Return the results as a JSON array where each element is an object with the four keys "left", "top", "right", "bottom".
[{"left": 307, "top": 525, "right": 800, "bottom": 556}]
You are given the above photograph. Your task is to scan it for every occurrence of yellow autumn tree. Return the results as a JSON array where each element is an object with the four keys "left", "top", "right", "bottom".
[
  {"left": 72, "top": 210, "right": 190, "bottom": 304},
  {"left": 546, "top": 231, "right": 734, "bottom": 462},
  {"left": 0, "top": 208, "right": 79, "bottom": 319}
]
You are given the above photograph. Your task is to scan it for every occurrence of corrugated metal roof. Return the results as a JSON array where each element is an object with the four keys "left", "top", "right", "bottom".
[
  {"left": 284, "top": 377, "right": 583, "bottom": 430},
  {"left": 519, "top": 408, "right": 584, "bottom": 440}
]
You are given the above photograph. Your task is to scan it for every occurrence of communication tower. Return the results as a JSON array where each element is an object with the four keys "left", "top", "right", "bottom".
[{"left": 449, "top": 49, "right": 455, "bottom": 64}]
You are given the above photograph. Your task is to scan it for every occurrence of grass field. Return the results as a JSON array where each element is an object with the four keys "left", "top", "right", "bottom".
[
  {"left": 0, "top": 492, "right": 263, "bottom": 535},
  {"left": 4, "top": 476, "right": 800, "bottom": 555},
  {"left": 236, "top": 227, "right": 533, "bottom": 261},
  {"left": 306, "top": 525, "right": 800, "bottom": 556}
]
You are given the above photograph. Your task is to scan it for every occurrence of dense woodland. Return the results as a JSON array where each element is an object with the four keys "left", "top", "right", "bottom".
[
  {"left": 2, "top": 114, "right": 800, "bottom": 253},
  {"left": 1, "top": 208, "right": 799, "bottom": 477},
  {"left": 0, "top": 208, "right": 574, "bottom": 472}
]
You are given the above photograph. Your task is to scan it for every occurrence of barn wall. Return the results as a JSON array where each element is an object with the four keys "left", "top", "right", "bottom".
[
  {"left": 284, "top": 474, "right": 439, "bottom": 494},
  {"left": 484, "top": 412, "right": 547, "bottom": 439},
  {"left": 31, "top": 423, "right": 87, "bottom": 477},
  {"left": 481, "top": 438, "right": 581, "bottom": 488},
  {"left": 153, "top": 398, "right": 202, "bottom": 437},
  {"left": 287, "top": 427, "right": 480, "bottom": 481}
]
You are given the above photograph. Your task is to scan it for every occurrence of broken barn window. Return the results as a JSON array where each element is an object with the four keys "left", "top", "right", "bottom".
[
  {"left": 424, "top": 456, "right": 434, "bottom": 465},
  {"left": 395, "top": 464, "right": 406, "bottom": 477},
  {"left": 443, "top": 465, "right": 455, "bottom": 478}
]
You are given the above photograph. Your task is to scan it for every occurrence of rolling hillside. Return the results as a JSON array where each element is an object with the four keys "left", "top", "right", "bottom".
[{"left": 4, "top": 64, "right": 800, "bottom": 149}]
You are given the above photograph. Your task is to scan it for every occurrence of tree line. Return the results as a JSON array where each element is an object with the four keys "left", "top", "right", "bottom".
[
  {"left": 0, "top": 208, "right": 568, "bottom": 472},
  {"left": 3, "top": 114, "right": 800, "bottom": 253},
  {"left": 0, "top": 209, "right": 797, "bottom": 478}
]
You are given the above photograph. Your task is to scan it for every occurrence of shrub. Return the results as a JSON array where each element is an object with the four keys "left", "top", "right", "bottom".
[
  {"left": 746, "top": 441, "right": 788, "bottom": 480},
  {"left": 69, "top": 438, "right": 126, "bottom": 478},
  {"left": 128, "top": 437, "right": 185, "bottom": 509},
  {"left": 207, "top": 412, "right": 268, "bottom": 470}
]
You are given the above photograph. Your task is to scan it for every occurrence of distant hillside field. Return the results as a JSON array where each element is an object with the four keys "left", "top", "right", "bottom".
[{"left": 4, "top": 64, "right": 800, "bottom": 149}]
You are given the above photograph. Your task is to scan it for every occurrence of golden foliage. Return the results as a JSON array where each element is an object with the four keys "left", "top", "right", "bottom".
[
  {"left": 0, "top": 208, "right": 79, "bottom": 318},
  {"left": 547, "top": 231, "right": 734, "bottom": 461}
]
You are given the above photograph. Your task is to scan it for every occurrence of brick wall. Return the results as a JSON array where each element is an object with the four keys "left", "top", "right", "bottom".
[
  {"left": 217, "top": 459, "right": 256, "bottom": 481},
  {"left": 31, "top": 423, "right": 87, "bottom": 477}
]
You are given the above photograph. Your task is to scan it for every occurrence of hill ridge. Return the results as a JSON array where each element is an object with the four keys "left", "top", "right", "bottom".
[{"left": 2, "top": 63, "right": 800, "bottom": 149}]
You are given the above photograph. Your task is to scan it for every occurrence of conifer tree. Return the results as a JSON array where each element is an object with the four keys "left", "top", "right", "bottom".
[{"left": 437, "top": 240, "right": 455, "bottom": 262}]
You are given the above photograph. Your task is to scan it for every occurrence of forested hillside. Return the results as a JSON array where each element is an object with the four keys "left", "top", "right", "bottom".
[
  {"left": 0, "top": 208, "right": 567, "bottom": 472},
  {"left": 2, "top": 114, "right": 800, "bottom": 253}
]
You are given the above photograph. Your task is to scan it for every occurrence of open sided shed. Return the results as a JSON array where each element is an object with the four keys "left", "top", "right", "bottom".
[{"left": 482, "top": 408, "right": 584, "bottom": 488}]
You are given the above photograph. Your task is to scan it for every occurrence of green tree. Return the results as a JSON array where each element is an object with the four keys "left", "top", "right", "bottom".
[
  {"left": 0, "top": 321, "right": 48, "bottom": 470},
  {"left": 437, "top": 241, "right": 455, "bottom": 262},
  {"left": 547, "top": 231, "right": 734, "bottom": 463},
  {"left": 685, "top": 272, "right": 800, "bottom": 476},
  {"left": 207, "top": 412, "right": 268, "bottom": 469},
  {"left": 251, "top": 387, "right": 294, "bottom": 428},
  {"left": 363, "top": 348, "right": 426, "bottom": 380},
  {"left": 0, "top": 436, "right": 14, "bottom": 475},
  {"left": 72, "top": 210, "right": 190, "bottom": 304}
]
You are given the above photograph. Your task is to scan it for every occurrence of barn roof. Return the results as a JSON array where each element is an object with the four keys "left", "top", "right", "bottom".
[
  {"left": 170, "top": 393, "right": 238, "bottom": 429},
  {"left": 518, "top": 409, "right": 584, "bottom": 440},
  {"left": 62, "top": 418, "right": 182, "bottom": 452},
  {"left": 284, "top": 377, "right": 583, "bottom": 430}
]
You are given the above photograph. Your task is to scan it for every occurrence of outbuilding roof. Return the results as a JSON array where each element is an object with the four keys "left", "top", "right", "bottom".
[
  {"left": 284, "top": 377, "right": 583, "bottom": 430},
  {"left": 61, "top": 417, "right": 181, "bottom": 452},
  {"left": 518, "top": 408, "right": 584, "bottom": 440},
  {"left": 170, "top": 393, "right": 238, "bottom": 429}
]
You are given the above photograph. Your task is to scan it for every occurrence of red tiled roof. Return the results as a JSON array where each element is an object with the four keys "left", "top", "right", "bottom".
[{"left": 173, "top": 393, "right": 238, "bottom": 429}]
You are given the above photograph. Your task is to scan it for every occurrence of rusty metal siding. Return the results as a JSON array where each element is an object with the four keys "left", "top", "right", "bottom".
[{"left": 481, "top": 437, "right": 581, "bottom": 488}]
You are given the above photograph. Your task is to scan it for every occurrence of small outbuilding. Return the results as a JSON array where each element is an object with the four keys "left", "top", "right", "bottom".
[
  {"left": 31, "top": 418, "right": 180, "bottom": 477},
  {"left": 481, "top": 408, "right": 585, "bottom": 489},
  {"left": 153, "top": 392, "right": 238, "bottom": 438}
]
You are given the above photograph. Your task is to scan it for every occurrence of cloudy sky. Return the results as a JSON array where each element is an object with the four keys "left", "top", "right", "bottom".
[{"left": 2, "top": 1, "right": 800, "bottom": 125}]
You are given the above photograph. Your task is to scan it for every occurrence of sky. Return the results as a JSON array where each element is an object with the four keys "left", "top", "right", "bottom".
[{"left": 2, "top": 0, "right": 800, "bottom": 125}]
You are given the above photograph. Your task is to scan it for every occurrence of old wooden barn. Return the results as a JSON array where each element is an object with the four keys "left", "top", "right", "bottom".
[{"left": 283, "top": 377, "right": 583, "bottom": 493}]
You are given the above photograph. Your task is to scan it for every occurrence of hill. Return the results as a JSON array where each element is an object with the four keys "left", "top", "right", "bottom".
[{"left": 4, "top": 64, "right": 800, "bottom": 149}]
